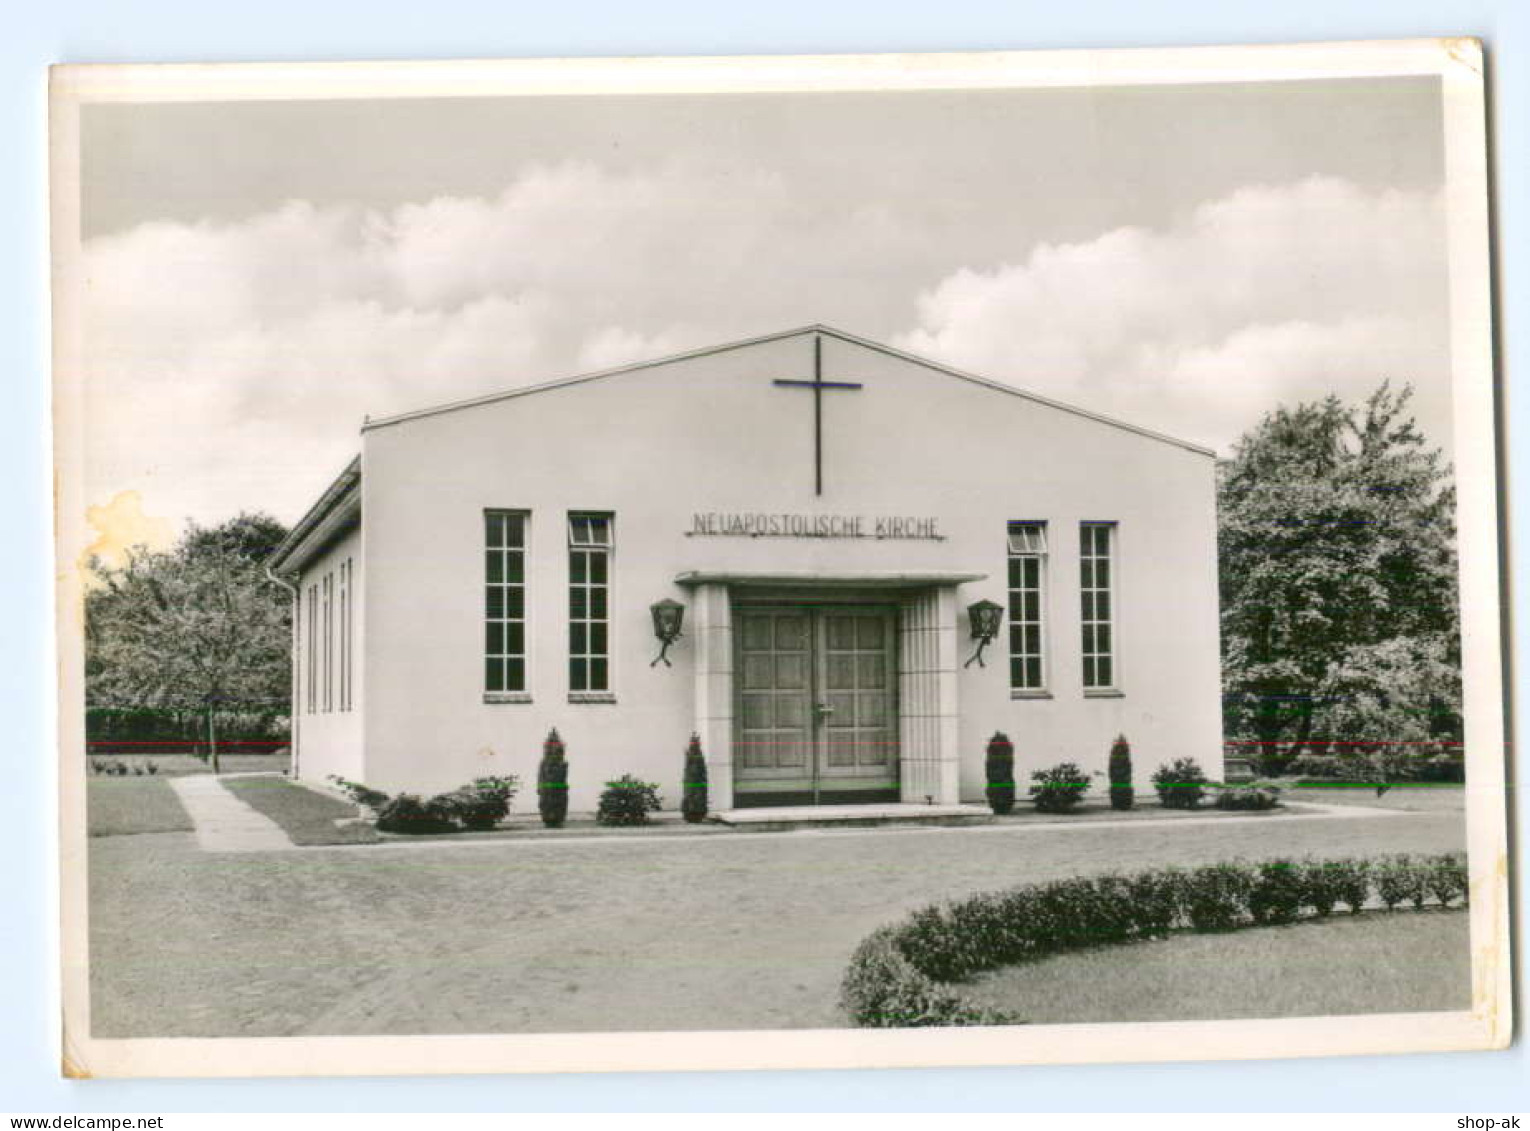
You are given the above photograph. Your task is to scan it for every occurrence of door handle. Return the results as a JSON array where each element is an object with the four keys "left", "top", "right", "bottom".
[{"left": 814, "top": 701, "right": 835, "bottom": 718}]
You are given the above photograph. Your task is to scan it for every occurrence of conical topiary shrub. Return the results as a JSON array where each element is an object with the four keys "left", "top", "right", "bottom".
[
  {"left": 681, "top": 733, "right": 709, "bottom": 823},
  {"left": 537, "top": 727, "right": 569, "bottom": 828},
  {"left": 1108, "top": 734, "right": 1134, "bottom": 811},
  {"left": 984, "top": 732, "right": 1016, "bottom": 815}
]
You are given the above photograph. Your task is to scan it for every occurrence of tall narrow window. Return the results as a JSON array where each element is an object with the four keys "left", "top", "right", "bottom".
[
  {"left": 323, "top": 572, "right": 334, "bottom": 713},
  {"left": 568, "top": 514, "right": 612, "bottom": 694},
  {"left": 1080, "top": 522, "right": 1116, "bottom": 689},
  {"left": 1007, "top": 521, "right": 1047, "bottom": 690},
  {"left": 344, "top": 558, "right": 354, "bottom": 711},
  {"left": 485, "top": 512, "right": 528, "bottom": 695},
  {"left": 338, "top": 560, "right": 349, "bottom": 712},
  {"left": 306, "top": 584, "right": 317, "bottom": 714}
]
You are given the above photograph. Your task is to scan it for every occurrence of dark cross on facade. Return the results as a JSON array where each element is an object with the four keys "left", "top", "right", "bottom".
[{"left": 772, "top": 334, "right": 863, "bottom": 496}]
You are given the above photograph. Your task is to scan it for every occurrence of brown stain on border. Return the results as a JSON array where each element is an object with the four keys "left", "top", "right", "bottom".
[{"left": 61, "top": 1042, "right": 92, "bottom": 1079}]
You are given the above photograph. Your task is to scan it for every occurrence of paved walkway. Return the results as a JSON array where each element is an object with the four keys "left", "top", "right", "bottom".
[{"left": 169, "top": 773, "right": 294, "bottom": 852}]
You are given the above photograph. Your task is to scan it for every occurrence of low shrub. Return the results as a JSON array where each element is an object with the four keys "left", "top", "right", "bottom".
[
  {"left": 358, "top": 775, "right": 517, "bottom": 833},
  {"left": 984, "top": 732, "right": 1016, "bottom": 815},
  {"left": 144, "top": 760, "right": 159, "bottom": 775},
  {"left": 1029, "top": 762, "right": 1091, "bottom": 813},
  {"left": 328, "top": 775, "right": 391, "bottom": 810},
  {"left": 840, "top": 852, "right": 1467, "bottom": 1028},
  {"left": 1417, "top": 753, "right": 1466, "bottom": 783},
  {"left": 1152, "top": 757, "right": 1209, "bottom": 809},
  {"left": 1181, "top": 861, "right": 1257, "bottom": 931},
  {"left": 1214, "top": 785, "right": 1282, "bottom": 811},
  {"left": 680, "top": 734, "right": 709, "bottom": 823},
  {"left": 537, "top": 728, "right": 569, "bottom": 828},
  {"left": 1107, "top": 734, "right": 1134, "bottom": 811},
  {"left": 448, "top": 775, "right": 519, "bottom": 830},
  {"left": 1285, "top": 753, "right": 1352, "bottom": 780},
  {"left": 1248, "top": 859, "right": 1304, "bottom": 925},
  {"left": 597, "top": 774, "right": 662, "bottom": 826},
  {"left": 89, "top": 759, "right": 105, "bottom": 775},
  {"left": 375, "top": 793, "right": 457, "bottom": 835}
]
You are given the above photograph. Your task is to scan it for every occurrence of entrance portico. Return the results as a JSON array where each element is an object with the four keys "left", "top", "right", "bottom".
[{"left": 678, "top": 571, "right": 982, "bottom": 809}]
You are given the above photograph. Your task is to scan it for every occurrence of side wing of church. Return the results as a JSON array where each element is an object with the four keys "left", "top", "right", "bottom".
[{"left": 268, "top": 325, "right": 1222, "bottom": 811}]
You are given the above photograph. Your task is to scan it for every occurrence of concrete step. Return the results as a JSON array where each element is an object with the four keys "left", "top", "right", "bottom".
[{"left": 710, "top": 802, "right": 994, "bottom": 831}]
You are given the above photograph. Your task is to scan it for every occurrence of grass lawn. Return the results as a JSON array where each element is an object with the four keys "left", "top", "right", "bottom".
[
  {"left": 1276, "top": 783, "right": 1467, "bottom": 813},
  {"left": 220, "top": 777, "right": 378, "bottom": 846},
  {"left": 86, "top": 752, "right": 292, "bottom": 778},
  {"left": 961, "top": 909, "right": 1470, "bottom": 1023},
  {"left": 87, "top": 797, "right": 1467, "bottom": 1038},
  {"left": 87, "top": 777, "right": 194, "bottom": 837}
]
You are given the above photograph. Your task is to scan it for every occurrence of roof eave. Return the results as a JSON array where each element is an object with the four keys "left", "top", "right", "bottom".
[{"left": 267, "top": 457, "right": 362, "bottom": 576}]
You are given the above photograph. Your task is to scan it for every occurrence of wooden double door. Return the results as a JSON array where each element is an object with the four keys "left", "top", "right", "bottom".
[{"left": 733, "top": 605, "right": 900, "bottom": 806}]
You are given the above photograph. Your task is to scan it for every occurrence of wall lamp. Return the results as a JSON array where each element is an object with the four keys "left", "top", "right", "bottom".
[
  {"left": 649, "top": 598, "right": 686, "bottom": 667},
  {"left": 963, "top": 598, "right": 1005, "bottom": 668}
]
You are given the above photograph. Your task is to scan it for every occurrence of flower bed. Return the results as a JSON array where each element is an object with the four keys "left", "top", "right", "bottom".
[{"left": 840, "top": 852, "right": 1468, "bottom": 1027}]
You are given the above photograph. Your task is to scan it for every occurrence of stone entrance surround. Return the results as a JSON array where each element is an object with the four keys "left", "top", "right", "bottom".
[{"left": 679, "top": 572, "right": 978, "bottom": 809}]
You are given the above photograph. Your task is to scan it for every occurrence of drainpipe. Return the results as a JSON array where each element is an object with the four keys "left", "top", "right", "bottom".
[{"left": 266, "top": 565, "right": 301, "bottom": 781}]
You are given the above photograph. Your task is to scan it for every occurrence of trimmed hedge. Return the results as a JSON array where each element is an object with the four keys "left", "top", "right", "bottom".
[
  {"left": 681, "top": 734, "right": 709, "bottom": 823},
  {"left": 841, "top": 852, "right": 1468, "bottom": 1027},
  {"left": 537, "top": 728, "right": 569, "bottom": 828},
  {"left": 1108, "top": 735, "right": 1134, "bottom": 811}
]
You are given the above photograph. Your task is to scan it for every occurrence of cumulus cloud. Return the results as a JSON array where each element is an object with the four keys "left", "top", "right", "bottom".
[
  {"left": 894, "top": 177, "right": 1450, "bottom": 452},
  {"left": 78, "top": 169, "right": 1450, "bottom": 530}
]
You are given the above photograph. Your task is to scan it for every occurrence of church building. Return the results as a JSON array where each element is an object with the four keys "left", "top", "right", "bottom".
[{"left": 268, "top": 325, "right": 1223, "bottom": 812}]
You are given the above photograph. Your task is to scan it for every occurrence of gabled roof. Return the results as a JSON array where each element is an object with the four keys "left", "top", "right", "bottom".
[{"left": 361, "top": 323, "right": 1217, "bottom": 458}]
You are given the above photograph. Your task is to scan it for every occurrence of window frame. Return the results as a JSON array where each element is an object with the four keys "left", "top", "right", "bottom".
[
  {"left": 1007, "top": 521, "right": 1050, "bottom": 697},
  {"left": 1079, "top": 521, "right": 1121, "bottom": 695},
  {"left": 339, "top": 558, "right": 351, "bottom": 712},
  {"left": 484, "top": 510, "right": 532, "bottom": 703},
  {"left": 306, "top": 583, "right": 318, "bottom": 715},
  {"left": 567, "top": 511, "right": 615, "bottom": 702},
  {"left": 323, "top": 571, "right": 333, "bottom": 713}
]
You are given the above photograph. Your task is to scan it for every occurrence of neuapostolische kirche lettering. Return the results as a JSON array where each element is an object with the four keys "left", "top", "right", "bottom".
[{"left": 687, "top": 512, "right": 942, "bottom": 540}]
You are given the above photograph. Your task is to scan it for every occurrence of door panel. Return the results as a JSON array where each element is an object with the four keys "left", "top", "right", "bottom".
[
  {"left": 734, "top": 605, "right": 899, "bottom": 804},
  {"left": 817, "top": 610, "right": 898, "bottom": 789},
  {"left": 736, "top": 611, "right": 813, "bottom": 779}
]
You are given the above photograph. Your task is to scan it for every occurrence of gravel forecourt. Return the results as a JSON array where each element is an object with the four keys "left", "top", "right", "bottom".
[{"left": 87, "top": 798, "right": 1467, "bottom": 1038}]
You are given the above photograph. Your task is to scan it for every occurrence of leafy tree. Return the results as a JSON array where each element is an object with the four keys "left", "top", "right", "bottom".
[
  {"left": 85, "top": 513, "right": 291, "bottom": 771},
  {"left": 1219, "top": 383, "right": 1461, "bottom": 774},
  {"left": 181, "top": 511, "right": 289, "bottom": 566}
]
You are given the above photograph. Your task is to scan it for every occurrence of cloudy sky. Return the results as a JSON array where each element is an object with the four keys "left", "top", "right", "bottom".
[{"left": 75, "top": 76, "right": 1452, "bottom": 545}]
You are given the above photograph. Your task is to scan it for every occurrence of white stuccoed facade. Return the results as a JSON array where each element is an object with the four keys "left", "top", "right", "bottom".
[{"left": 269, "top": 325, "right": 1223, "bottom": 812}]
